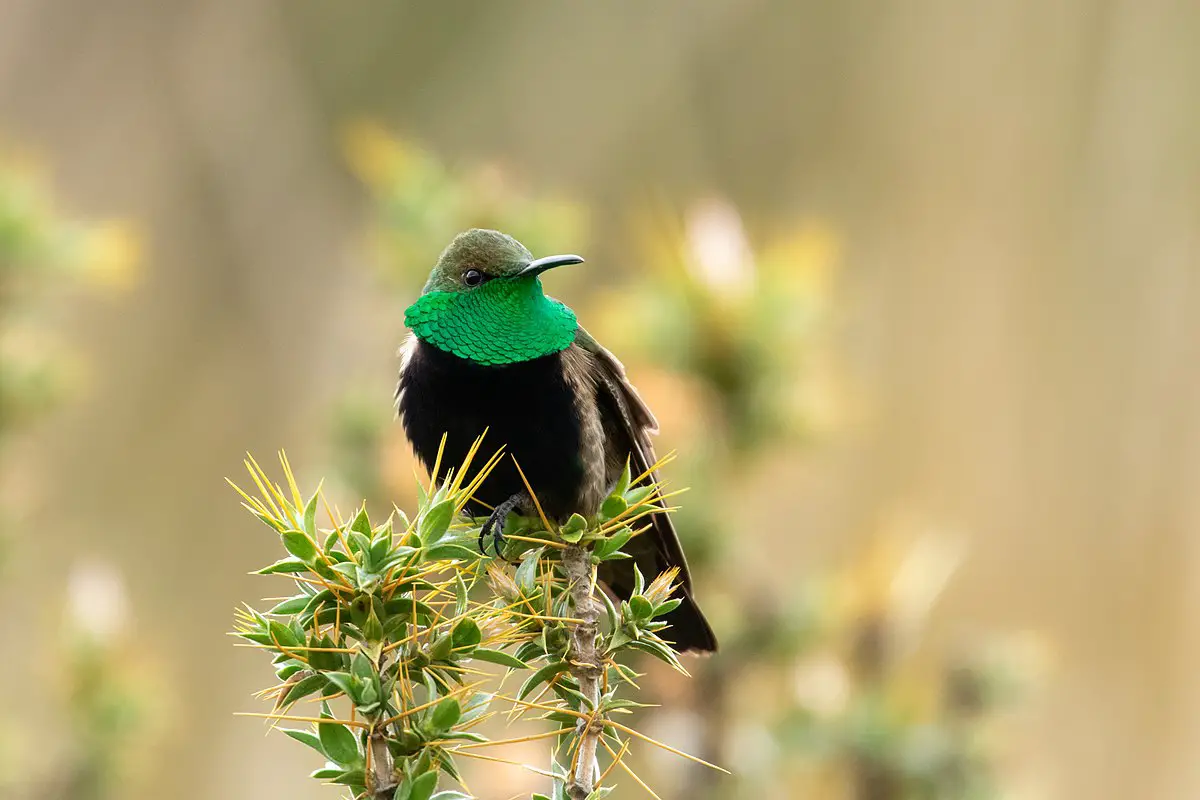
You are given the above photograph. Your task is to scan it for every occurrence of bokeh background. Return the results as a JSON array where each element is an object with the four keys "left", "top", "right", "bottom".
[{"left": 3, "top": 2, "right": 1199, "bottom": 799}]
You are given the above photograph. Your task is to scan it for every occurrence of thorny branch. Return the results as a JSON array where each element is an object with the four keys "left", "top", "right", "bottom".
[{"left": 564, "top": 543, "right": 603, "bottom": 800}]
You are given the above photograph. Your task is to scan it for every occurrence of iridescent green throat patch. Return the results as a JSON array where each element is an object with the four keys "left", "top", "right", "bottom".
[{"left": 405, "top": 278, "right": 578, "bottom": 366}]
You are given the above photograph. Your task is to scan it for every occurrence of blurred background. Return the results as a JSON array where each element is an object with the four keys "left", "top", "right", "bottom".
[{"left": 2, "top": 1, "right": 1199, "bottom": 799}]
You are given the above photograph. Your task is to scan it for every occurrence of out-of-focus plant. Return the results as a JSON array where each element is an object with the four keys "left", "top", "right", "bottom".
[
  {"left": 0, "top": 150, "right": 138, "bottom": 442},
  {"left": 232, "top": 443, "right": 721, "bottom": 799},
  {"left": 1, "top": 562, "right": 161, "bottom": 800},
  {"left": 342, "top": 121, "right": 586, "bottom": 292},
  {"left": 0, "top": 147, "right": 152, "bottom": 800},
  {"left": 760, "top": 536, "right": 1037, "bottom": 800},
  {"left": 593, "top": 199, "right": 1037, "bottom": 800},
  {"left": 596, "top": 197, "right": 843, "bottom": 455}
]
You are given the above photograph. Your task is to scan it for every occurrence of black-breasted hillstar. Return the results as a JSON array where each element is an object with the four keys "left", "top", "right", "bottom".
[{"left": 396, "top": 229, "right": 716, "bottom": 653}]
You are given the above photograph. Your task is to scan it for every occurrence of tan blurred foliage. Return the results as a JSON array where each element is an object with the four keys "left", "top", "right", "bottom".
[{"left": 1, "top": 2, "right": 1198, "bottom": 799}]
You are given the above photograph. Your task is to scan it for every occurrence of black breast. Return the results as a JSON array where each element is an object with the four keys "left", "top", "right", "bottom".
[{"left": 397, "top": 340, "right": 586, "bottom": 520}]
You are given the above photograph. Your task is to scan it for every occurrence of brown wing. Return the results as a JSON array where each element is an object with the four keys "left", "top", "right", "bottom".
[{"left": 573, "top": 327, "right": 695, "bottom": 592}]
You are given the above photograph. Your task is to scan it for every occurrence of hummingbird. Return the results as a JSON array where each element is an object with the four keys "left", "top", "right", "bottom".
[{"left": 395, "top": 229, "right": 717, "bottom": 653}]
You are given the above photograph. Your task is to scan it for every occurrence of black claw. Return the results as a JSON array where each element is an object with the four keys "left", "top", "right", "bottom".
[
  {"left": 477, "top": 493, "right": 526, "bottom": 561},
  {"left": 479, "top": 512, "right": 507, "bottom": 559}
]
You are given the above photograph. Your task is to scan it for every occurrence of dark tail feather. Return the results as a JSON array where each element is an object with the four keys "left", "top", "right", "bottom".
[{"left": 663, "top": 590, "right": 718, "bottom": 654}]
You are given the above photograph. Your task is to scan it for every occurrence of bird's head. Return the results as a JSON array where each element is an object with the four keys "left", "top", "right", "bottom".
[{"left": 405, "top": 229, "right": 584, "bottom": 366}]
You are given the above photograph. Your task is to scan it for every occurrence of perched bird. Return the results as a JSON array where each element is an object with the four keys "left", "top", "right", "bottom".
[{"left": 396, "top": 229, "right": 717, "bottom": 653}]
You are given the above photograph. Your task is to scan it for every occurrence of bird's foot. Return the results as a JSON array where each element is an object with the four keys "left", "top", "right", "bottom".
[{"left": 478, "top": 494, "right": 525, "bottom": 560}]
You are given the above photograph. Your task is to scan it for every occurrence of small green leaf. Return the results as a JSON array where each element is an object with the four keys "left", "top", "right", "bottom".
[
  {"left": 323, "top": 529, "right": 340, "bottom": 553},
  {"left": 322, "top": 671, "right": 357, "bottom": 701},
  {"left": 282, "top": 727, "right": 324, "bottom": 755},
  {"left": 355, "top": 565, "right": 383, "bottom": 593},
  {"left": 308, "top": 634, "right": 342, "bottom": 672},
  {"left": 600, "top": 494, "right": 627, "bottom": 519},
  {"left": 551, "top": 764, "right": 568, "bottom": 800},
  {"left": 383, "top": 597, "right": 438, "bottom": 622},
  {"left": 350, "top": 505, "right": 372, "bottom": 537},
  {"left": 516, "top": 547, "right": 545, "bottom": 591},
  {"left": 369, "top": 536, "right": 390, "bottom": 567},
  {"left": 330, "top": 767, "right": 366, "bottom": 788},
  {"left": 470, "top": 648, "right": 529, "bottom": 669},
  {"left": 430, "top": 697, "right": 462, "bottom": 731},
  {"left": 428, "top": 633, "right": 453, "bottom": 662},
  {"left": 425, "top": 542, "right": 478, "bottom": 561},
  {"left": 628, "top": 595, "right": 654, "bottom": 621},
  {"left": 267, "top": 595, "right": 311, "bottom": 615},
  {"left": 439, "top": 757, "right": 463, "bottom": 783},
  {"left": 318, "top": 718, "right": 361, "bottom": 768},
  {"left": 383, "top": 615, "right": 409, "bottom": 641},
  {"left": 613, "top": 459, "right": 632, "bottom": 497},
  {"left": 268, "top": 620, "right": 301, "bottom": 649},
  {"left": 603, "top": 697, "right": 655, "bottom": 712},
  {"left": 338, "top": 622, "right": 365, "bottom": 640},
  {"left": 598, "top": 589, "right": 620, "bottom": 631},
  {"left": 606, "top": 627, "right": 632, "bottom": 654},
  {"left": 541, "top": 711, "right": 580, "bottom": 726},
  {"left": 256, "top": 558, "right": 309, "bottom": 575},
  {"left": 550, "top": 679, "right": 588, "bottom": 710},
  {"left": 299, "top": 589, "right": 334, "bottom": 620},
  {"left": 237, "top": 631, "right": 273, "bottom": 647},
  {"left": 624, "top": 485, "right": 656, "bottom": 507},
  {"left": 431, "top": 792, "right": 473, "bottom": 800},
  {"left": 276, "top": 662, "right": 304, "bottom": 680},
  {"left": 515, "top": 641, "right": 546, "bottom": 663},
  {"left": 348, "top": 530, "right": 373, "bottom": 558},
  {"left": 280, "top": 673, "right": 326, "bottom": 708},
  {"left": 559, "top": 513, "right": 588, "bottom": 543},
  {"left": 350, "top": 652, "right": 375, "bottom": 683},
  {"left": 624, "top": 638, "right": 684, "bottom": 670},
  {"left": 519, "top": 660, "right": 569, "bottom": 701},
  {"left": 653, "top": 598, "right": 682, "bottom": 617},
  {"left": 459, "top": 692, "right": 492, "bottom": 724},
  {"left": 451, "top": 618, "right": 481, "bottom": 651},
  {"left": 303, "top": 492, "right": 319, "bottom": 538},
  {"left": 379, "top": 548, "right": 421, "bottom": 571},
  {"left": 361, "top": 607, "right": 384, "bottom": 641},
  {"left": 454, "top": 571, "right": 469, "bottom": 616},
  {"left": 409, "top": 771, "right": 439, "bottom": 800},
  {"left": 420, "top": 499, "right": 455, "bottom": 545},
  {"left": 593, "top": 526, "right": 634, "bottom": 560},
  {"left": 281, "top": 530, "right": 318, "bottom": 563}
]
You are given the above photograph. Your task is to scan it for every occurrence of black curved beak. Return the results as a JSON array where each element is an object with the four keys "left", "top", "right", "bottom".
[{"left": 518, "top": 254, "right": 585, "bottom": 278}]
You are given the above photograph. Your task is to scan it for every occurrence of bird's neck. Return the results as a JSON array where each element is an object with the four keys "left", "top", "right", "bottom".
[{"left": 404, "top": 279, "right": 577, "bottom": 366}]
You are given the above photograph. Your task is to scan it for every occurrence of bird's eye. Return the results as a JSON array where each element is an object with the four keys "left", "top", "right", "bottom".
[{"left": 463, "top": 269, "right": 484, "bottom": 287}]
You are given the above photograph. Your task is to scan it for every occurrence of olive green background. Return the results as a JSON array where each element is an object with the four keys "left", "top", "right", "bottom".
[{"left": 2, "top": 2, "right": 1199, "bottom": 799}]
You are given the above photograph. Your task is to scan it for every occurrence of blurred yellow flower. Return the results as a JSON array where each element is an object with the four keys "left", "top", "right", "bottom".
[
  {"left": 834, "top": 528, "right": 964, "bottom": 650},
  {"left": 82, "top": 220, "right": 141, "bottom": 290},
  {"left": 762, "top": 219, "right": 841, "bottom": 301},
  {"left": 342, "top": 119, "right": 417, "bottom": 188}
]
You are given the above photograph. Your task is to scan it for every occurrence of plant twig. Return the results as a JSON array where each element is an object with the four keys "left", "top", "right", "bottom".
[
  {"left": 368, "top": 723, "right": 397, "bottom": 799},
  {"left": 563, "top": 543, "right": 603, "bottom": 799}
]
